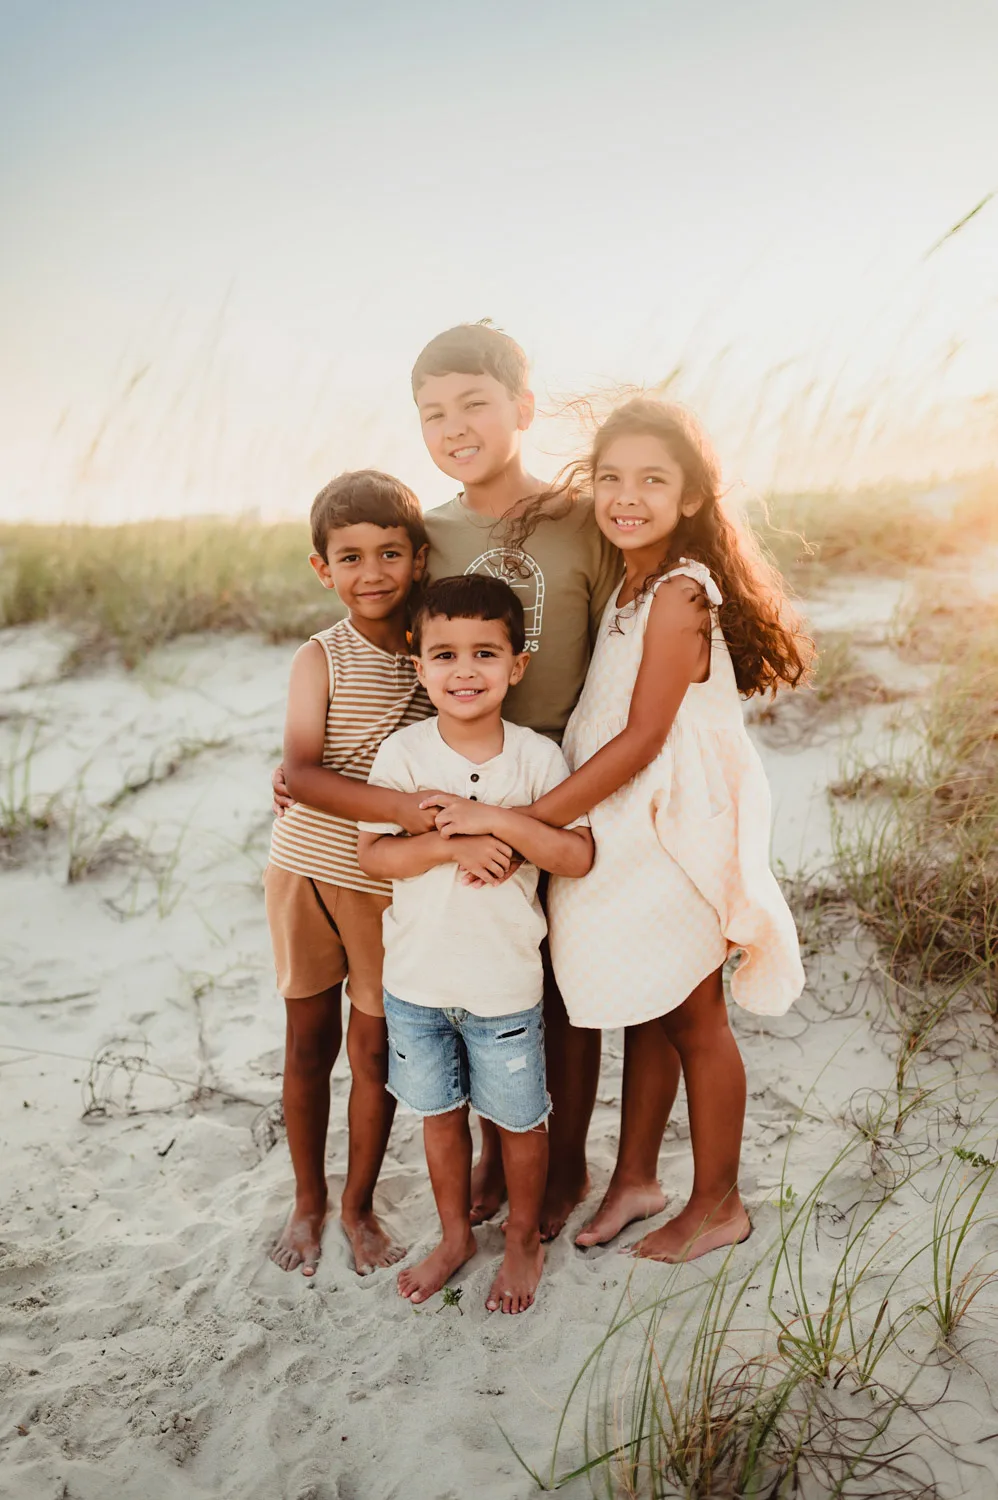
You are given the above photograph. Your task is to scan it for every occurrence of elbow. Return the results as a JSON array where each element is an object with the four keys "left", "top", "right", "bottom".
[
  {"left": 284, "top": 762, "right": 310, "bottom": 802},
  {"left": 356, "top": 841, "right": 380, "bottom": 878},
  {"left": 625, "top": 724, "right": 668, "bottom": 770},
  {"left": 562, "top": 833, "right": 595, "bottom": 878}
]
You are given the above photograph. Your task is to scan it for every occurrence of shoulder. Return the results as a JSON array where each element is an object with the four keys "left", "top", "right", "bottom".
[
  {"left": 505, "top": 720, "right": 565, "bottom": 768},
  {"left": 371, "top": 718, "right": 429, "bottom": 774},
  {"left": 423, "top": 498, "right": 463, "bottom": 535},
  {"left": 290, "top": 636, "right": 330, "bottom": 683},
  {"left": 645, "top": 570, "right": 713, "bottom": 638}
]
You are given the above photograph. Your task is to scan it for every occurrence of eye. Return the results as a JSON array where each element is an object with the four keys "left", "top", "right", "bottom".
[
  {"left": 423, "top": 412, "right": 442, "bottom": 423},
  {"left": 339, "top": 554, "right": 360, "bottom": 564},
  {"left": 475, "top": 649, "right": 497, "bottom": 658},
  {"left": 596, "top": 470, "right": 618, "bottom": 483},
  {"left": 644, "top": 475, "right": 665, "bottom": 484},
  {"left": 382, "top": 550, "right": 402, "bottom": 559}
]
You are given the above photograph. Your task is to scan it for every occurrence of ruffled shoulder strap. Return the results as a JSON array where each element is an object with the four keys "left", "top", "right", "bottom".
[{"left": 655, "top": 557, "right": 723, "bottom": 608}]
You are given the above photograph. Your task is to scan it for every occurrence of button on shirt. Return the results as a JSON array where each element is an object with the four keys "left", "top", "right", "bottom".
[{"left": 360, "top": 718, "right": 587, "bottom": 1016}]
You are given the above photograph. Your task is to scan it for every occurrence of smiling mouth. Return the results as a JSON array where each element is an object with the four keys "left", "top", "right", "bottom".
[
  {"left": 450, "top": 447, "right": 480, "bottom": 461},
  {"left": 448, "top": 687, "right": 485, "bottom": 699},
  {"left": 611, "top": 516, "right": 648, "bottom": 530}
]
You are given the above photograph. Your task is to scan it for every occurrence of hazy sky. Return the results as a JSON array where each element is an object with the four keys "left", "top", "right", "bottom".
[{"left": 2, "top": 0, "right": 996, "bottom": 521}]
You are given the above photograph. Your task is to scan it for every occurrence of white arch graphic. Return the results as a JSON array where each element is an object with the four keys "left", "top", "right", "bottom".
[{"left": 465, "top": 548, "right": 545, "bottom": 642}]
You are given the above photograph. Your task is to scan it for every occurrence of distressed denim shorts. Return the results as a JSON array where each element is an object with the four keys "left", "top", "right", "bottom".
[{"left": 382, "top": 991, "right": 550, "bottom": 1133}]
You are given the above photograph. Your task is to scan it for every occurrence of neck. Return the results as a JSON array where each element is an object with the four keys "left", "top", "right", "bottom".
[
  {"left": 461, "top": 455, "right": 543, "bottom": 521},
  {"left": 435, "top": 709, "right": 505, "bottom": 764},
  {"left": 346, "top": 608, "right": 410, "bottom": 654},
  {"left": 619, "top": 542, "right": 674, "bottom": 603}
]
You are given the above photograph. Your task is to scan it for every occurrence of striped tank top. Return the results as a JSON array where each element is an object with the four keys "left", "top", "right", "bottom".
[{"left": 269, "top": 619, "right": 433, "bottom": 896}]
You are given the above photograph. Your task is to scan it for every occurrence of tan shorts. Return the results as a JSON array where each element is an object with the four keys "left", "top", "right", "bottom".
[{"left": 263, "top": 864, "right": 390, "bottom": 1016}]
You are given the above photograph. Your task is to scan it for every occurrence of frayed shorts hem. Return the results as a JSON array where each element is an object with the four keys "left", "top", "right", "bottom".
[
  {"left": 474, "top": 1100, "right": 551, "bottom": 1134},
  {"left": 385, "top": 1085, "right": 551, "bottom": 1134}
]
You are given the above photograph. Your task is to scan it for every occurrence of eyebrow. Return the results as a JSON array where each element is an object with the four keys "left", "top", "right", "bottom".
[
  {"left": 426, "top": 637, "right": 507, "bottom": 650},
  {"left": 418, "top": 385, "right": 488, "bottom": 409}
]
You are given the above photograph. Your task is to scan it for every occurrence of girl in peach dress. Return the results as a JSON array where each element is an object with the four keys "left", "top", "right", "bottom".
[{"left": 532, "top": 398, "right": 812, "bottom": 1263}]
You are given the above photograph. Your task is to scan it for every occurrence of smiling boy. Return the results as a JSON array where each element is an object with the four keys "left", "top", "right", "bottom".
[
  {"left": 357, "top": 575, "right": 593, "bottom": 1312},
  {"left": 265, "top": 471, "right": 441, "bottom": 1278}
]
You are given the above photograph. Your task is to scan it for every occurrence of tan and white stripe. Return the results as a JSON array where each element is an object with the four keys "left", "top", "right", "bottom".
[{"left": 269, "top": 619, "right": 432, "bottom": 895}]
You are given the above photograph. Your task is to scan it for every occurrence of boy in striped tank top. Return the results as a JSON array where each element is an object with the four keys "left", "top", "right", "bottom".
[{"left": 266, "top": 471, "right": 444, "bottom": 1279}]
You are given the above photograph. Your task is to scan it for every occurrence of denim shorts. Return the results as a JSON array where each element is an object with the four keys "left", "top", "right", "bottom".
[{"left": 382, "top": 991, "right": 550, "bottom": 1133}]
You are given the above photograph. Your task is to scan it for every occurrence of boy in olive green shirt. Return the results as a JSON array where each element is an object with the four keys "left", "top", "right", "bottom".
[{"left": 274, "top": 322, "right": 620, "bottom": 1240}]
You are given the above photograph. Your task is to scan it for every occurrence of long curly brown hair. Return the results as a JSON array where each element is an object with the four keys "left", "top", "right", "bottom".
[{"left": 507, "top": 397, "right": 813, "bottom": 698}]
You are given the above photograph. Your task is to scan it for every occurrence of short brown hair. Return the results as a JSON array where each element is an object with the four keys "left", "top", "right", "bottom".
[
  {"left": 309, "top": 470, "right": 427, "bottom": 561},
  {"left": 410, "top": 322, "right": 530, "bottom": 399},
  {"left": 410, "top": 574, "right": 526, "bottom": 656}
]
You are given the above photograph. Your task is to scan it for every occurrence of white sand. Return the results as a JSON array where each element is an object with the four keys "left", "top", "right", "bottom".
[{"left": 2, "top": 581, "right": 997, "bottom": 1498}]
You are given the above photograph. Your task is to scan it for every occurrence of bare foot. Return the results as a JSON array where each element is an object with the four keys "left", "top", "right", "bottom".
[
  {"left": 470, "top": 1155, "right": 506, "bottom": 1226},
  {"left": 539, "top": 1172, "right": 591, "bottom": 1242},
  {"left": 626, "top": 1197, "right": 751, "bottom": 1264},
  {"left": 486, "top": 1229, "right": 544, "bottom": 1314},
  {"left": 341, "top": 1209, "right": 407, "bottom": 1276},
  {"left": 575, "top": 1180, "right": 667, "bottom": 1248},
  {"left": 270, "top": 1195, "right": 327, "bottom": 1277},
  {"left": 397, "top": 1231, "right": 477, "bottom": 1304}
]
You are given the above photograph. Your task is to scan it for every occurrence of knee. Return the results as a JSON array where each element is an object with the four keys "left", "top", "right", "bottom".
[
  {"left": 285, "top": 1010, "right": 340, "bottom": 1076},
  {"left": 347, "top": 1018, "right": 390, "bottom": 1085}
]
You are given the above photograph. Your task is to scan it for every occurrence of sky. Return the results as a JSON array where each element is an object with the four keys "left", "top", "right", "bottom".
[{"left": 1, "top": 0, "right": 997, "bottom": 522}]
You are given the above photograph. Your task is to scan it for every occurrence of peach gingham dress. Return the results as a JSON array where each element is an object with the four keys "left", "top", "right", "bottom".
[{"left": 547, "top": 560, "right": 805, "bottom": 1027}]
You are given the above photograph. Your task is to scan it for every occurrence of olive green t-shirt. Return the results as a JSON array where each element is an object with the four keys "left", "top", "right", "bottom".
[{"left": 423, "top": 496, "right": 622, "bottom": 742}]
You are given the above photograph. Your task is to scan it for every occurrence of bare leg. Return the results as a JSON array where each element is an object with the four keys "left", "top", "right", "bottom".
[
  {"left": 271, "top": 987, "right": 342, "bottom": 1276},
  {"left": 541, "top": 971, "right": 601, "bottom": 1240},
  {"left": 397, "top": 1107, "right": 477, "bottom": 1304},
  {"left": 629, "top": 968, "right": 750, "bottom": 1263},
  {"left": 341, "top": 1007, "right": 406, "bottom": 1273},
  {"left": 487, "top": 1125, "right": 547, "bottom": 1314},
  {"left": 470, "top": 1117, "right": 506, "bottom": 1225},
  {"left": 576, "top": 1020, "right": 681, "bottom": 1247}
]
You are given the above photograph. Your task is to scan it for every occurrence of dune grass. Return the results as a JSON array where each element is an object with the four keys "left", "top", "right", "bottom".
[
  {"left": 0, "top": 519, "right": 331, "bottom": 669},
  {"left": 830, "top": 582, "right": 998, "bottom": 1012},
  {"left": 753, "top": 471, "right": 998, "bottom": 580}
]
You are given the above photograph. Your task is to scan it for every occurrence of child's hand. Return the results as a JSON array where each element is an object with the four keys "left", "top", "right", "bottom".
[
  {"left": 447, "top": 835, "right": 512, "bottom": 885},
  {"left": 396, "top": 790, "right": 448, "bottom": 836},
  {"left": 421, "top": 794, "right": 493, "bottom": 838},
  {"left": 272, "top": 763, "right": 294, "bottom": 816},
  {"left": 459, "top": 849, "right": 525, "bottom": 889}
]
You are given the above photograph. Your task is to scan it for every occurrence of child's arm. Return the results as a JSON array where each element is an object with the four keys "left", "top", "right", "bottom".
[
  {"left": 356, "top": 830, "right": 514, "bottom": 886},
  {"left": 429, "top": 805, "right": 594, "bottom": 877},
  {"left": 282, "top": 641, "right": 440, "bottom": 835},
  {"left": 530, "top": 578, "right": 710, "bottom": 826}
]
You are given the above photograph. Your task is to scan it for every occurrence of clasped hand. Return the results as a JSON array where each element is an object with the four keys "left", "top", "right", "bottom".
[{"left": 418, "top": 793, "right": 492, "bottom": 839}]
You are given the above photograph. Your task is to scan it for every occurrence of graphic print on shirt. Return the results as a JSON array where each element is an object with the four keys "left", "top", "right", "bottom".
[{"left": 465, "top": 549, "right": 544, "bottom": 652}]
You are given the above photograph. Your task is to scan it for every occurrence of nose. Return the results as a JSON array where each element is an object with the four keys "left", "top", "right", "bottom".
[{"left": 442, "top": 410, "right": 467, "bottom": 442}]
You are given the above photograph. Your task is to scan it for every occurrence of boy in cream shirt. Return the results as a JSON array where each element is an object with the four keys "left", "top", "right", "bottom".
[{"left": 357, "top": 575, "right": 593, "bottom": 1315}]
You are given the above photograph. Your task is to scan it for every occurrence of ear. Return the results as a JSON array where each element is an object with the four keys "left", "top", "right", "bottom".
[
  {"left": 508, "top": 651, "right": 530, "bottom": 686},
  {"left": 515, "top": 389, "right": 536, "bottom": 433},
  {"left": 412, "top": 654, "right": 427, "bottom": 685},
  {"left": 680, "top": 490, "right": 705, "bottom": 520},
  {"left": 411, "top": 542, "right": 429, "bottom": 582},
  {"left": 309, "top": 551, "right": 337, "bottom": 590}
]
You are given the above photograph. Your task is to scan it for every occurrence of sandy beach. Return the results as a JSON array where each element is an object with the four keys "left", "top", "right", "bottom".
[{"left": 2, "top": 566, "right": 998, "bottom": 1499}]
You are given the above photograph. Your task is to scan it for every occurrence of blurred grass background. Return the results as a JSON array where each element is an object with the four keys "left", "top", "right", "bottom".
[{"left": 2, "top": 472, "right": 995, "bottom": 669}]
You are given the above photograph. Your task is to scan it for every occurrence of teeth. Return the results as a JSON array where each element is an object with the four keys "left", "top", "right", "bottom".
[{"left": 452, "top": 447, "right": 479, "bottom": 459}]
